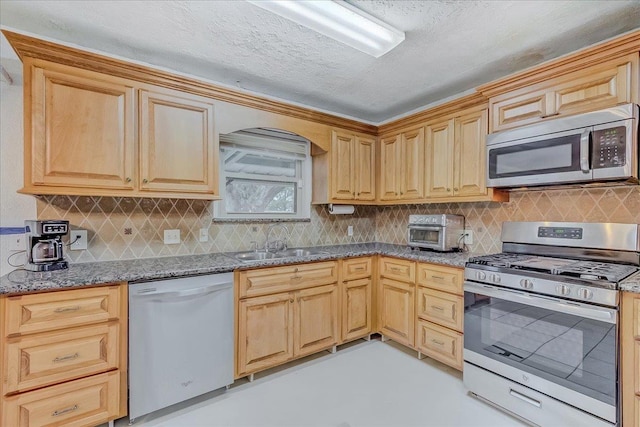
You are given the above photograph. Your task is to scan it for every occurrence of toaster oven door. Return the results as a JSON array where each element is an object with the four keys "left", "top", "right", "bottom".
[{"left": 408, "top": 225, "right": 444, "bottom": 250}]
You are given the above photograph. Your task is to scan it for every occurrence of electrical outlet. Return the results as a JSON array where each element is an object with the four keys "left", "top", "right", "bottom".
[
  {"left": 70, "top": 230, "right": 88, "bottom": 250},
  {"left": 164, "top": 229, "right": 181, "bottom": 244},
  {"left": 8, "top": 233, "right": 25, "bottom": 251},
  {"left": 347, "top": 225, "right": 354, "bottom": 237},
  {"left": 463, "top": 229, "right": 473, "bottom": 245},
  {"left": 199, "top": 228, "right": 209, "bottom": 242}
]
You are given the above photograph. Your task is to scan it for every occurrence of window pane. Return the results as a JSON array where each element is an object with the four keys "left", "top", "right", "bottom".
[
  {"left": 225, "top": 179, "right": 296, "bottom": 214},
  {"left": 222, "top": 149, "right": 297, "bottom": 178}
]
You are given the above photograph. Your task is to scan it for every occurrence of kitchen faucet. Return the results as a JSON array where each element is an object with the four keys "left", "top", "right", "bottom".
[{"left": 265, "top": 223, "right": 289, "bottom": 252}]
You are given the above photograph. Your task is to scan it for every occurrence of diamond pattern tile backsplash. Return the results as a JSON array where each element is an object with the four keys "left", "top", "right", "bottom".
[
  {"left": 37, "top": 196, "right": 377, "bottom": 263},
  {"left": 37, "top": 186, "right": 640, "bottom": 263}
]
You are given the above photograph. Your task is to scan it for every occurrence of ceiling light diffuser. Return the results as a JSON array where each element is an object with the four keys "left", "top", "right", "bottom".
[{"left": 248, "top": 0, "right": 405, "bottom": 58}]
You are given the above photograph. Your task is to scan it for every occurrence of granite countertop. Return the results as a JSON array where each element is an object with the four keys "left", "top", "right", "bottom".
[
  {"left": 0, "top": 243, "right": 477, "bottom": 296},
  {"left": 620, "top": 270, "right": 640, "bottom": 294}
]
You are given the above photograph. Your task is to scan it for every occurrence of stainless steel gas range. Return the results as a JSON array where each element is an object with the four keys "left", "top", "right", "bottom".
[{"left": 463, "top": 221, "right": 640, "bottom": 427}]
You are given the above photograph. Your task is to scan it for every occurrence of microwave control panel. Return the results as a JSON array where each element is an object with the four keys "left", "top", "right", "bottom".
[{"left": 592, "top": 126, "right": 626, "bottom": 169}]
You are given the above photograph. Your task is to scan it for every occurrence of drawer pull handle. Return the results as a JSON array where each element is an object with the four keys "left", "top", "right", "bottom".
[
  {"left": 291, "top": 275, "right": 302, "bottom": 280},
  {"left": 509, "top": 389, "right": 542, "bottom": 408},
  {"left": 52, "top": 404, "right": 79, "bottom": 417},
  {"left": 354, "top": 267, "right": 365, "bottom": 271},
  {"left": 390, "top": 267, "right": 402, "bottom": 273},
  {"left": 431, "top": 339, "right": 445, "bottom": 346},
  {"left": 54, "top": 306, "right": 80, "bottom": 314},
  {"left": 53, "top": 353, "right": 79, "bottom": 363},
  {"left": 540, "top": 112, "right": 560, "bottom": 119},
  {"left": 431, "top": 275, "right": 445, "bottom": 280},
  {"left": 431, "top": 305, "right": 444, "bottom": 311}
]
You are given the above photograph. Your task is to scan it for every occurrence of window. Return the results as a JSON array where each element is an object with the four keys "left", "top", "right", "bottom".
[{"left": 214, "top": 128, "right": 311, "bottom": 220}]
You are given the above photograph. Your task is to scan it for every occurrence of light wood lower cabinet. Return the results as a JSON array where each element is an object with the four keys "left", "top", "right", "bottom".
[
  {"left": 379, "top": 278, "right": 415, "bottom": 347},
  {"left": 295, "top": 284, "right": 339, "bottom": 357},
  {"left": 1, "top": 284, "right": 127, "bottom": 427},
  {"left": 342, "top": 277, "right": 372, "bottom": 342},
  {"left": 235, "top": 262, "right": 339, "bottom": 378},
  {"left": 2, "top": 371, "right": 120, "bottom": 427},
  {"left": 417, "top": 287, "right": 463, "bottom": 332},
  {"left": 621, "top": 291, "right": 640, "bottom": 427},
  {"left": 416, "top": 320, "right": 463, "bottom": 371}
]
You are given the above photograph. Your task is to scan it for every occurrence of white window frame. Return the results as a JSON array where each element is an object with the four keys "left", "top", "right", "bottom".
[{"left": 213, "top": 129, "right": 312, "bottom": 220}]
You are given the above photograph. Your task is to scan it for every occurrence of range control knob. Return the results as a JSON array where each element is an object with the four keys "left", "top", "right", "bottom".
[
  {"left": 520, "top": 279, "right": 533, "bottom": 290},
  {"left": 476, "top": 271, "right": 487, "bottom": 281},
  {"left": 491, "top": 274, "right": 501, "bottom": 284},
  {"left": 578, "top": 288, "right": 594, "bottom": 300},
  {"left": 556, "top": 285, "right": 571, "bottom": 296}
]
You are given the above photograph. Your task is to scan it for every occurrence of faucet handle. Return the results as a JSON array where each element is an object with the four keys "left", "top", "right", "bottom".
[{"left": 249, "top": 241, "right": 258, "bottom": 252}]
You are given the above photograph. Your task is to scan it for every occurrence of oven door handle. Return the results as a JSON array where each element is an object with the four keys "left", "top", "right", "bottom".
[{"left": 464, "top": 282, "right": 617, "bottom": 324}]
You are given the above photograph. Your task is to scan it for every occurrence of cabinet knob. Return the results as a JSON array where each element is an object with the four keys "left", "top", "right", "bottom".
[
  {"left": 289, "top": 298, "right": 294, "bottom": 303},
  {"left": 143, "top": 179, "right": 148, "bottom": 184},
  {"left": 454, "top": 187, "right": 459, "bottom": 191},
  {"left": 446, "top": 188, "right": 451, "bottom": 192},
  {"left": 125, "top": 177, "right": 132, "bottom": 183}
]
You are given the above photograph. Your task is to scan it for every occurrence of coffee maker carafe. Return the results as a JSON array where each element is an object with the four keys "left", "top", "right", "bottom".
[{"left": 25, "top": 220, "right": 69, "bottom": 272}]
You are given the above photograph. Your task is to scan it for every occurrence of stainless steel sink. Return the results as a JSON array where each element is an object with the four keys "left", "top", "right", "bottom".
[
  {"left": 277, "top": 248, "right": 330, "bottom": 257},
  {"left": 233, "top": 251, "right": 284, "bottom": 262},
  {"left": 232, "top": 248, "right": 330, "bottom": 262}
]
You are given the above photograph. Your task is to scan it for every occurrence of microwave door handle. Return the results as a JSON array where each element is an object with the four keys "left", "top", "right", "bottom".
[{"left": 580, "top": 128, "right": 591, "bottom": 173}]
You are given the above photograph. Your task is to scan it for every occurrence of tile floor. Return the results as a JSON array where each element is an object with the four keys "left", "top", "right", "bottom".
[{"left": 118, "top": 339, "right": 525, "bottom": 427}]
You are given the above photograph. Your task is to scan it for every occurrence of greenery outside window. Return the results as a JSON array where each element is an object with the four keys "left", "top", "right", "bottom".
[{"left": 214, "top": 129, "right": 311, "bottom": 220}]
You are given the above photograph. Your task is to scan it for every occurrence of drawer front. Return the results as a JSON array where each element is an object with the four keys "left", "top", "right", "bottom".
[
  {"left": 379, "top": 257, "right": 415, "bottom": 283},
  {"left": 5, "top": 323, "right": 119, "bottom": 394},
  {"left": 417, "top": 287, "right": 463, "bottom": 332},
  {"left": 342, "top": 257, "right": 372, "bottom": 281},
  {"left": 5, "top": 285, "right": 121, "bottom": 337},
  {"left": 416, "top": 264, "right": 463, "bottom": 295},
  {"left": 238, "top": 261, "right": 338, "bottom": 298},
  {"left": 2, "top": 370, "right": 120, "bottom": 427},
  {"left": 416, "top": 320, "right": 463, "bottom": 371}
]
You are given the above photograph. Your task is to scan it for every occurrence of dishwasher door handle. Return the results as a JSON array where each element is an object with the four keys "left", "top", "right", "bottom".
[{"left": 133, "top": 284, "right": 232, "bottom": 299}]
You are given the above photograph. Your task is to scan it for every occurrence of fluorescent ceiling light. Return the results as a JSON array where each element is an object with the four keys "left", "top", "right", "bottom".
[{"left": 248, "top": 0, "right": 405, "bottom": 58}]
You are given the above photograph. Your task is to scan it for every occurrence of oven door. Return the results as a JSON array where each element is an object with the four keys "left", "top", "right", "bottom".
[
  {"left": 487, "top": 127, "right": 592, "bottom": 187},
  {"left": 464, "top": 281, "right": 618, "bottom": 424},
  {"left": 407, "top": 225, "right": 444, "bottom": 250}
]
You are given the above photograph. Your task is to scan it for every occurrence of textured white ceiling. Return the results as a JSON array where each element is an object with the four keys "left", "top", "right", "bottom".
[{"left": 1, "top": 1, "right": 639, "bottom": 123}]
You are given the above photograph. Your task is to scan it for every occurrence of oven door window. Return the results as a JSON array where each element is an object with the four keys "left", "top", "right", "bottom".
[
  {"left": 409, "top": 227, "right": 442, "bottom": 246},
  {"left": 488, "top": 132, "right": 583, "bottom": 179},
  {"left": 464, "top": 291, "right": 616, "bottom": 406}
]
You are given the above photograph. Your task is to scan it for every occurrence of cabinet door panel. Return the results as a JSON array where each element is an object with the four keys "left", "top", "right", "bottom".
[
  {"left": 140, "top": 89, "right": 216, "bottom": 194},
  {"left": 378, "top": 135, "right": 400, "bottom": 200},
  {"left": 294, "top": 284, "right": 339, "bottom": 357},
  {"left": 455, "top": 109, "right": 488, "bottom": 197},
  {"left": 342, "top": 278, "right": 372, "bottom": 342},
  {"left": 237, "top": 293, "right": 293, "bottom": 375},
  {"left": 401, "top": 128, "right": 425, "bottom": 199},
  {"left": 379, "top": 278, "right": 414, "bottom": 347},
  {"left": 425, "top": 119, "right": 454, "bottom": 197},
  {"left": 355, "top": 136, "right": 376, "bottom": 200},
  {"left": 31, "top": 64, "right": 135, "bottom": 190},
  {"left": 331, "top": 131, "right": 356, "bottom": 200},
  {"left": 491, "top": 91, "right": 550, "bottom": 132}
]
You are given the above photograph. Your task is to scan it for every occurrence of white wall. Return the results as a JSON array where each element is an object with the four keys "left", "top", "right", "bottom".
[{"left": 0, "top": 57, "right": 36, "bottom": 276}]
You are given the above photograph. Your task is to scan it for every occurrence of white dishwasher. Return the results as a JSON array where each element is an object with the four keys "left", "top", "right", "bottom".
[{"left": 129, "top": 272, "right": 234, "bottom": 422}]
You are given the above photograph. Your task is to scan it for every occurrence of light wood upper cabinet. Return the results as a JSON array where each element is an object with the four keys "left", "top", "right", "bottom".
[
  {"left": 426, "top": 108, "right": 491, "bottom": 200},
  {"left": 329, "top": 131, "right": 376, "bottom": 201},
  {"left": 378, "top": 128, "right": 425, "bottom": 201},
  {"left": 489, "top": 54, "right": 638, "bottom": 132},
  {"left": 426, "top": 119, "right": 454, "bottom": 198},
  {"left": 139, "top": 88, "right": 217, "bottom": 195},
  {"left": 28, "top": 62, "right": 136, "bottom": 191},
  {"left": 454, "top": 109, "right": 488, "bottom": 197},
  {"left": 22, "top": 58, "right": 220, "bottom": 200}
]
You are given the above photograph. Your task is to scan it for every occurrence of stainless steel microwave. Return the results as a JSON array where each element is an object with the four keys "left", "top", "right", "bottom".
[
  {"left": 407, "top": 214, "right": 465, "bottom": 252},
  {"left": 486, "top": 103, "right": 639, "bottom": 188}
]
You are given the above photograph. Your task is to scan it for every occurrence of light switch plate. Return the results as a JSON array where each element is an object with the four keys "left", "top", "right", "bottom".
[
  {"left": 199, "top": 228, "right": 209, "bottom": 242},
  {"left": 347, "top": 225, "right": 354, "bottom": 237},
  {"left": 463, "top": 229, "right": 473, "bottom": 245},
  {"left": 8, "top": 233, "right": 25, "bottom": 251},
  {"left": 164, "top": 229, "right": 181, "bottom": 244}
]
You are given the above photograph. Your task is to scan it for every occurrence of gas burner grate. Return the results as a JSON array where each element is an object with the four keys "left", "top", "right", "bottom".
[{"left": 553, "top": 261, "right": 638, "bottom": 282}]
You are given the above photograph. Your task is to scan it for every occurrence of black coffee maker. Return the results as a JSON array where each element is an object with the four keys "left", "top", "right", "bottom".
[{"left": 24, "top": 220, "right": 69, "bottom": 272}]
